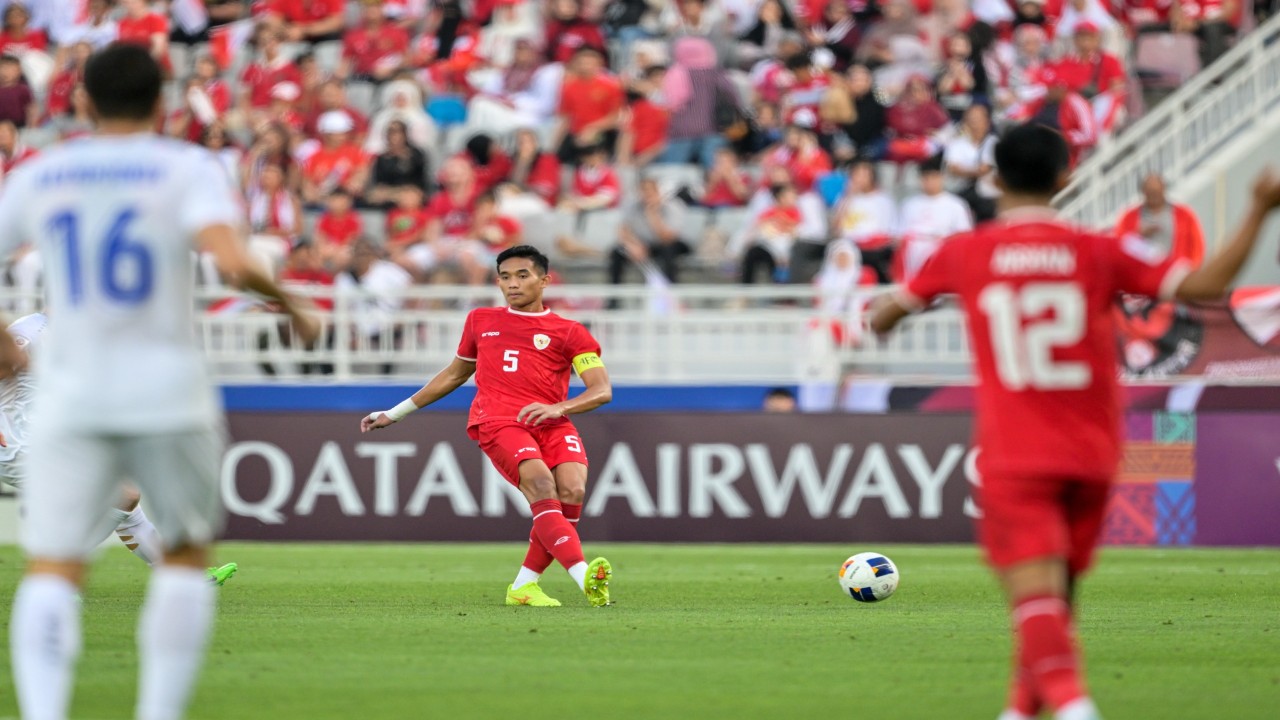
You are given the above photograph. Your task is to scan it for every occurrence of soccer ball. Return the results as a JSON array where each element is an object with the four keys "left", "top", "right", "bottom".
[{"left": 838, "top": 552, "right": 900, "bottom": 603}]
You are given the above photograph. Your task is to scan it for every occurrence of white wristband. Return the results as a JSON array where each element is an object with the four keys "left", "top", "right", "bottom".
[{"left": 385, "top": 398, "right": 420, "bottom": 422}]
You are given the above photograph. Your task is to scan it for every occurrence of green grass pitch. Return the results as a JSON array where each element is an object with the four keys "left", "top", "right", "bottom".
[{"left": 1, "top": 543, "right": 1278, "bottom": 719}]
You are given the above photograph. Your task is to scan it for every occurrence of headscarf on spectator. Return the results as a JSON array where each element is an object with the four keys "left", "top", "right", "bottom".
[
  {"left": 857, "top": 0, "right": 924, "bottom": 65},
  {"left": 887, "top": 74, "right": 950, "bottom": 140},
  {"left": 663, "top": 36, "right": 718, "bottom": 114},
  {"left": 365, "top": 79, "right": 437, "bottom": 155},
  {"left": 478, "top": 0, "right": 542, "bottom": 69}
]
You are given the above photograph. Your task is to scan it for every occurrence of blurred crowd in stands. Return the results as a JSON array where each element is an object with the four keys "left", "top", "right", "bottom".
[{"left": 0, "top": 0, "right": 1256, "bottom": 305}]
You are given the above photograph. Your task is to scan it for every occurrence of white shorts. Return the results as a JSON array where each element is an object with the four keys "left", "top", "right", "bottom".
[{"left": 20, "top": 425, "right": 227, "bottom": 560}]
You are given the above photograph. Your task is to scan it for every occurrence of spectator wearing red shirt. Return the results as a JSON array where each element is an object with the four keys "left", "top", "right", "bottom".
[
  {"left": 315, "top": 189, "right": 363, "bottom": 270},
  {"left": 425, "top": 157, "right": 482, "bottom": 243},
  {"left": 1024, "top": 70, "right": 1097, "bottom": 167},
  {"left": 193, "top": 56, "right": 233, "bottom": 115},
  {"left": 742, "top": 183, "right": 805, "bottom": 284},
  {"left": 280, "top": 242, "right": 336, "bottom": 315},
  {"left": 44, "top": 41, "right": 92, "bottom": 122},
  {"left": 555, "top": 46, "right": 625, "bottom": 163},
  {"left": 265, "top": 81, "right": 307, "bottom": 134},
  {"left": 886, "top": 75, "right": 950, "bottom": 163},
  {"left": 702, "top": 147, "right": 753, "bottom": 207},
  {"left": 0, "top": 120, "right": 35, "bottom": 178},
  {"left": 759, "top": 110, "right": 833, "bottom": 194},
  {"left": 0, "top": 57, "right": 34, "bottom": 128},
  {"left": 1115, "top": 173, "right": 1206, "bottom": 268},
  {"left": 1126, "top": 0, "right": 1176, "bottom": 31},
  {"left": 1172, "top": 0, "right": 1239, "bottom": 66},
  {"left": 561, "top": 144, "right": 622, "bottom": 212},
  {"left": 462, "top": 190, "right": 523, "bottom": 283},
  {"left": 455, "top": 134, "right": 513, "bottom": 195},
  {"left": 386, "top": 186, "right": 432, "bottom": 246},
  {"left": 510, "top": 127, "right": 561, "bottom": 207},
  {"left": 240, "top": 27, "right": 302, "bottom": 111},
  {"left": 780, "top": 54, "right": 832, "bottom": 125},
  {"left": 268, "top": 0, "right": 347, "bottom": 44},
  {"left": 302, "top": 111, "right": 372, "bottom": 205},
  {"left": 544, "top": 0, "right": 608, "bottom": 64},
  {"left": 117, "top": 0, "right": 170, "bottom": 74},
  {"left": 0, "top": 3, "right": 46, "bottom": 56},
  {"left": 1054, "top": 22, "right": 1126, "bottom": 133},
  {"left": 340, "top": 1, "right": 410, "bottom": 83},
  {"left": 618, "top": 66, "right": 670, "bottom": 168},
  {"left": 304, "top": 80, "right": 370, "bottom": 141}
]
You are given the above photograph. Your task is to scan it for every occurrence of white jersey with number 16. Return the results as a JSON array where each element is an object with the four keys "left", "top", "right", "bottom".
[{"left": 0, "top": 134, "right": 244, "bottom": 434}]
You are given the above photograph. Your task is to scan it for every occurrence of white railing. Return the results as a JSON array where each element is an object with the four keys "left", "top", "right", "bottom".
[
  {"left": 1054, "top": 13, "right": 1280, "bottom": 229},
  {"left": 0, "top": 285, "right": 972, "bottom": 383}
]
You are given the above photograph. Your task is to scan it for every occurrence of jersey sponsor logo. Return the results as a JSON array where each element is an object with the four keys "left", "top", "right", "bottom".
[
  {"left": 533, "top": 334, "right": 551, "bottom": 350},
  {"left": 482, "top": 331, "right": 501, "bottom": 337}
]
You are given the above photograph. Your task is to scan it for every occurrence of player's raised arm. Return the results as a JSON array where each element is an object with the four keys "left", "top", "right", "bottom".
[
  {"left": 360, "top": 356, "right": 478, "bottom": 432},
  {"left": 1173, "top": 169, "right": 1280, "bottom": 302}
]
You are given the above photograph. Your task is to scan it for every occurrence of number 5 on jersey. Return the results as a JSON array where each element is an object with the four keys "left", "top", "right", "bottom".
[
  {"left": 503, "top": 349, "right": 519, "bottom": 372},
  {"left": 978, "top": 282, "right": 1091, "bottom": 390}
]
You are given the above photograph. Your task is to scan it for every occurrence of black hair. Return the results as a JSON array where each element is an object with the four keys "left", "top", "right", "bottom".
[
  {"left": 994, "top": 122, "right": 1070, "bottom": 196},
  {"left": 496, "top": 245, "right": 550, "bottom": 275},
  {"left": 850, "top": 158, "right": 878, "bottom": 187},
  {"left": 466, "top": 134, "right": 494, "bottom": 165},
  {"left": 919, "top": 154, "right": 945, "bottom": 174},
  {"left": 85, "top": 43, "right": 162, "bottom": 121},
  {"left": 765, "top": 387, "right": 796, "bottom": 400},
  {"left": 784, "top": 51, "right": 812, "bottom": 72},
  {"left": 769, "top": 182, "right": 794, "bottom": 200}
]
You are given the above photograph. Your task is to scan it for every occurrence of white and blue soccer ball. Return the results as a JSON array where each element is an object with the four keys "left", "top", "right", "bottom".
[{"left": 838, "top": 552, "right": 900, "bottom": 603}]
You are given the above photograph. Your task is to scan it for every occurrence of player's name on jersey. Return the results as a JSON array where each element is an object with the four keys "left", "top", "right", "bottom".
[{"left": 36, "top": 164, "right": 165, "bottom": 187}]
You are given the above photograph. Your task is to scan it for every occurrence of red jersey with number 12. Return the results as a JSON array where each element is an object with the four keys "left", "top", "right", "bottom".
[
  {"left": 457, "top": 306, "right": 601, "bottom": 431},
  {"left": 902, "top": 208, "right": 1190, "bottom": 482}
]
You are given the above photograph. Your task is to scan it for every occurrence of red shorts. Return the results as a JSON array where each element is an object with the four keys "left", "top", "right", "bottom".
[
  {"left": 976, "top": 475, "right": 1113, "bottom": 576},
  {"left": 471, "top": 421, "right": 589, "bottom": 487}
]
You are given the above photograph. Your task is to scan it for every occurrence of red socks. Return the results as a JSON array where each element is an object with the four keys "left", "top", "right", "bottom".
[
  {"left": 521, "top": 503, "right": 581, "bottom": 574},
  {"left": 528, "top": 499, "right": 585, "bottom": 570},
  {"left": 1013, "top": 594, "right": 1087, "bottom": 712}
]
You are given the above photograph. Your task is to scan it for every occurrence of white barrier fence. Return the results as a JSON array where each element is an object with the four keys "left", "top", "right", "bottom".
[{"left": 0, "top": 285, "right": 972, "bottom": 383}]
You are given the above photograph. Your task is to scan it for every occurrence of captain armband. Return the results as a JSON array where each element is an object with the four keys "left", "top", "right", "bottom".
[{"left": 572, "top": 352, "right": 605, "bottom": 376}]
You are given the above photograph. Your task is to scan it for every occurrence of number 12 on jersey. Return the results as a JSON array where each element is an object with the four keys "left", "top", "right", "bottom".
[
  {"left": 49, "top": 208, "right": 154, "bottom": 306},
  {"left": 977, "top": 282, "right": 1091, "bottom": 390}
]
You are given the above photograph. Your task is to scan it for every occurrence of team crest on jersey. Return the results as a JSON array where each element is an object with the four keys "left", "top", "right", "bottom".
[{"left": 533, "top": 334, "right": 551, "bottom": 350}]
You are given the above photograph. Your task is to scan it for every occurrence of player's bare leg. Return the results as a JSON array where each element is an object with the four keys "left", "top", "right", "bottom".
[
  {"left": 137, "top": 543, "right": 218, "bottom": 720},
  {"left": 997, "top": 558, "right": 1100, "bottom": 720},
  {"left": 10, "top": 558, "right": 87, "bottom": 720}
]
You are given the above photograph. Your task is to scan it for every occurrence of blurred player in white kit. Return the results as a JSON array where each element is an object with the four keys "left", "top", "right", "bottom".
[
  {"left": 0, "top": 313, "right": 239, "bottom": 584},
  {"left": 0, "top": 44, "right": 318, "bottom": 720}
]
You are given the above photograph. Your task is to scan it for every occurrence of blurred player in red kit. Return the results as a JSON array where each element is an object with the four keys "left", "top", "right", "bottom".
[
  {"left": 361, "top": 245, "right": 613, "bottom": 607},
  {"left": 871, "top": 123, "right": 1280, "bottom": 720}
]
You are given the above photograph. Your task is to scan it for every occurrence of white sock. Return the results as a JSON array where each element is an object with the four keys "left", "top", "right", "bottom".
[
  {"left": 136, "top": 567, "right": 216, "bottom": 720},
  {"left": 997, "top": 711, "right": 1034, "bottom": 720},
  {"left": 114, "top": 507, "right": 164, "bottom": 567},
  {"left": 512, "top": 566, "right": 541, "bottom": 589},
  {"left": 568, "top": 562, "right": 588, "bottom": 591},
  {"left": 1056, "top": 697, "right": 1102, "bottom": 720},
  {"left": 10, "top": 574, "right": 82, "bottom": 720}
]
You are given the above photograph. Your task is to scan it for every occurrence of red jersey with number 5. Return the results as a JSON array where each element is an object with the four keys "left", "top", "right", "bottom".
[
  {"left": 456, "top": 306, "right": 601, "bottom": 430},
  {"left": 901, "top": 208, "right": 1190, "bottom": 481}
]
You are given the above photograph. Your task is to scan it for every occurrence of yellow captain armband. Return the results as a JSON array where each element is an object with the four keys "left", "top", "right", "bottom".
[{"left": 572, "top": 352, "right": 605, "bottom": 376}]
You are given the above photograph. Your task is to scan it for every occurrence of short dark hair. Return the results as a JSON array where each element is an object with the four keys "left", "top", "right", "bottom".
[
  {"left": 85, "top": 43, "right": 162, "bottom": 121},
  {"left": 765, "top": 387, "right": 796, "bottom": 400},
  {"left": 785, "top": 52, "right": 811, "bottom": 72},
  {"left": 496, "top": 245, "right": 550, "bottom": 275},
  {"left": 994, "top": 123, "right": 1070, "bottom": 195},
  {"left": 919, "top": 154, "right": 945, "bottom": 174}
]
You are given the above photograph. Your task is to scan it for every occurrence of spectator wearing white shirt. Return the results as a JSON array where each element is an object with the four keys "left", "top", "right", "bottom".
[
  {"left": 942, "top": 104, "right": 999, "bottom": 221},
  {"left": 896, "top": 155, "right": 972, "bottom": 282},
  {"left": 831, "top": 159, "right": 897, "bottom": 283},
  {"left": 338, "top": 241, "right": 414, "bottom": 374}
]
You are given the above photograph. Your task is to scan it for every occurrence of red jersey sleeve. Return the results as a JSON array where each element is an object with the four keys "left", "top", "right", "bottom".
[
  {"left": 1108, "top": 233, "right": 1191, "bottom": 301},
  {"left": 900, "top": 236, "right": 960, "bottom": 309},
  {"left": 563, "top": 322, "right": 602, "bottom": 366},
  {"left": 457, "top": 311, "right": 479, "bottom": 361}
]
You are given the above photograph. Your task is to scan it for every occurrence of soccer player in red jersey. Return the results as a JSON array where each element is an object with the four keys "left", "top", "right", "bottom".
[
  {"left": 360, "top": 245, "right": 614, "bottom": 607},
  {"left": 871, "top": 123, "right": 1280, "bottom": 720}
]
